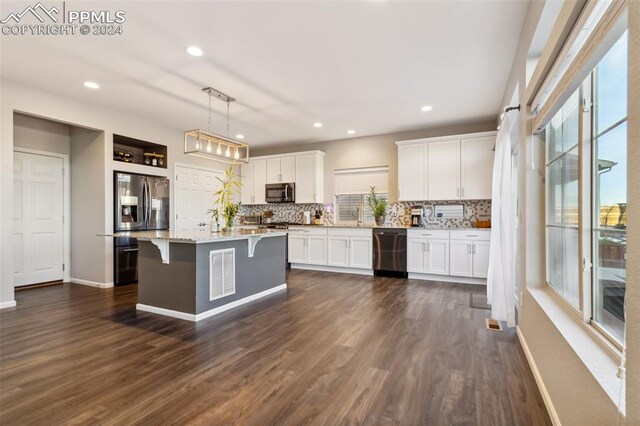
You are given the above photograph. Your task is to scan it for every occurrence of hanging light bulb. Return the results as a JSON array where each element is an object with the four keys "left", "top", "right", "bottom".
[
  {"left": 225, "top": 145, "right": 231, "bottom": 158},
  {"left": 206, "top": 141, "right": 212, "bottom": 153},
  {"left": 234, "top": 147, "right": 240, "bottom": 160},
  {"left": 195, "top": 136, "right": 201, "bottom": 151},
  {"left": 216, "top": 143, "right": 222, "bottom": 155}
]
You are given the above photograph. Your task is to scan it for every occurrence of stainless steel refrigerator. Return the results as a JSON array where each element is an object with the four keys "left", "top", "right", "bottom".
[{"left": 114, "top": 172, "right": 169, "bottom": 285}]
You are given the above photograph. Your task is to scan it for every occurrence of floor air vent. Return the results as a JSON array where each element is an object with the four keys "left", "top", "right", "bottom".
[{"left": 485, "top": 318, "right": 503, "bottom": 332}]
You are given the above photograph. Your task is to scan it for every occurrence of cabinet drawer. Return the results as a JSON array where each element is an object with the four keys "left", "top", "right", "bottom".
[
  {"left": 327, "top": 227, "right": 372, "bottom": 237},
  {"left": 288, "top": 227, "right": 328, "bottom": 236},
  {"left": 407, "top": 229, "right": 449, "bottom": 239},
  {"left": 450, "top": 230, "right": 491, "bottom": 241}
]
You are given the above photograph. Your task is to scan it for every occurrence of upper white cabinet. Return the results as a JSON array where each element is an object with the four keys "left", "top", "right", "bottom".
[
  {"left": 241, "top": 151, "right": 324, "bottom": 204},
  {"left": 240, "top": 159, "right": 266, "bottom": 205},
  {"left": 398, "top": 144, "right": 427, "bottom": 201},
  {"left": 461, "top": 136, "right": 495, "bottom": 200},
  {"left": 294, "top": 153, "right": 324, "bottom": 203},
  {"left": 396, "top": 131, "right": 496, "bottom": 201},
  {"left": 266, "top": 156, "right": 295, "bottom": 184},
  {"left": 427, "top": 140, "right": 460, "bottom": 201}
]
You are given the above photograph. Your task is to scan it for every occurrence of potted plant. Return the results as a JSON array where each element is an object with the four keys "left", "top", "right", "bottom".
[
  {"left": 206, "top": 208, "right": 220, "bottom": 233},
  {"left": 215, "top": 167, "right": 242, "bottom": 231},
  {"left": 367, "top": 185, "right": 388, "bottom": 226}
]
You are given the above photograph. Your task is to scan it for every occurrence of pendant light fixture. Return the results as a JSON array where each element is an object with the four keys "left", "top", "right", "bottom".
[{"left": 184, "top": 87, "right": 249, "bottom": 164}]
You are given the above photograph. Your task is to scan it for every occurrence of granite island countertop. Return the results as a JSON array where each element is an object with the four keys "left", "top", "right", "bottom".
[{"left": 110, "top": 228, "right": 287, "bottom": 244}]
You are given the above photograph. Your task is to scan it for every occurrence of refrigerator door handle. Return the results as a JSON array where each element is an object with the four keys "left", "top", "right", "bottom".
[{"left": 143, "top": 179, "right": 150, "bottom": 228}]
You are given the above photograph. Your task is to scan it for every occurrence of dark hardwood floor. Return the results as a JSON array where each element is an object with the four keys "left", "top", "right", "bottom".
[{"left": 0, "top": 270, "right": 550, "bottom": 425}]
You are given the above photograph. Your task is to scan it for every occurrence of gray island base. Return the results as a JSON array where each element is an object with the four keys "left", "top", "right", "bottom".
[{"left": 120, "top": 230, "right": 287, "bottom": 321}]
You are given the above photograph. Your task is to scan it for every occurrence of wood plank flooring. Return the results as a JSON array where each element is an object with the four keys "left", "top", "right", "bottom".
[{"left": 0, "top": 270, "right": 551, "bottom": 425}]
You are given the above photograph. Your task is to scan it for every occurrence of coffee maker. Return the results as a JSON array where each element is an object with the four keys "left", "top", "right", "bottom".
[{"left": 410, "top": 206, "right": 424, "bottom": 227}]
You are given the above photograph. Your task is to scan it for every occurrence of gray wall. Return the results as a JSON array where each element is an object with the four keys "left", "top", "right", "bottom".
[
  {"left": 70, "top": 128, "right": 108, "bottom": 284},
  {"left": 252, "top": 120, "right": 496, "bottom": 203},
  {"left": 13, "top": 113, "right": 71, "bottom": 155}
]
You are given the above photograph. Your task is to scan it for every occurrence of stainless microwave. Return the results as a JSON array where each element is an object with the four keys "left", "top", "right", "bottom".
[{"left": 265, "top": 183, "right": 295, "bottom": 203}]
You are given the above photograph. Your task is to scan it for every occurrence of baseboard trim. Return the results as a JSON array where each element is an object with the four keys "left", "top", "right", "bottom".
[
  {"left": 0, "top": 300, "right": 17, "bottom": 309},
  {"left": 516, "top": 326, "right": 561, "bottom": 426},
  {"left": 71, "top": 278, "right": 114, "bottom": 288},
  {"left": 408, "top": 272, "right": 486, "bottom": 285},
  {"left": 291, "top": 264, "right": 373, "bottom": 276},
  {"left": 137, "top": 283, "right": 288, "bottom": 322}
]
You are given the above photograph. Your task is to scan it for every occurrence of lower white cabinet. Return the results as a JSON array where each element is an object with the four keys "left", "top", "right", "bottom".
[
  {"left": 290, "top": 227, "right": 372, "bottom": 271},
  {"left": 407, "top": 230, "right": 449, "bottom": 275},
  {"left": 450, "top": 230, "right": 491, "bottom": 278}
]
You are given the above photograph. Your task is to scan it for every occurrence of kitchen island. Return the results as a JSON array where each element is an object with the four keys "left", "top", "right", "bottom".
[{"left": 115, "top": 229, "right": 287, "bottom": 321}]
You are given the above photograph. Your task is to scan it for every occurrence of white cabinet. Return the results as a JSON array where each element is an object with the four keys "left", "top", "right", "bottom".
[
  {"left": 407, "top": 230, "right": 449, "bottom": 275},
  {"left": 427, "top": 140, "right": 460, "bottom": 201},
  {"left": 396, "top": 131, "right": 495, "bottom": 201},
  {"left": 398, "top": 144, "right": 427, "bottom": 201},
  {"left": 241, "top": 159, "right": 267, "bottom": 205},
  {"left": 266, "top": 156, "right": 295, "bottom": 184},
  {"left": 327, "top": 236, "right": 349, "bottom": 267},
  {"left": 461, "top": 136, "right": 495, "bottom": 200},
  {"left": 449, "top": 230, "right": 491, "bottom": 278},
  {"left": 295, "top": 153, "right": 323, "bottom": 203},
  {"left": 291, "top": 227, "right": 372, "bottom": 271}
]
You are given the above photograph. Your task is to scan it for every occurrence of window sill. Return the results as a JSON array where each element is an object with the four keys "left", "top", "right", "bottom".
[{"left": 526, "top": 286, "right": 625, "bottom": 414}]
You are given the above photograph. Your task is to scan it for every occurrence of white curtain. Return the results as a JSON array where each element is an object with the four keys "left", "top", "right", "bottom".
[{"left": 487, "top": 115, "right": 515, "bottom": 327}]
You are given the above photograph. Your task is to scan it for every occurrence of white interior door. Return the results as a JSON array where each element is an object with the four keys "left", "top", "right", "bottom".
[
  {"left": 14, "top": 151, "right": 64, "bottom": 286},
  {"left": 175, "top": 165, "right": 222, "bottom": 231}
]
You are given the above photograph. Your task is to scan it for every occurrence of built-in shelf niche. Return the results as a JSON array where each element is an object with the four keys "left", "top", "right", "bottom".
[{"left": 113, "top": 134, "right": 167, "bottom": 169}]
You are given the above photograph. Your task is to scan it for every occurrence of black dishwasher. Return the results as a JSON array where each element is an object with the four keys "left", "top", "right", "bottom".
[{"left": 372, "top": 228, "right": 407, "bottom": 278}]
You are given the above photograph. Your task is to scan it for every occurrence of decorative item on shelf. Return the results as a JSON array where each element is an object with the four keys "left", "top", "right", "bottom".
[
  {"left": 367, "top": 185, "right": 388, "bottom": 226},
  {"left": 215, "top": 167, "right": 242, "bottom": 230},
  {"left": 184, "top": 86, "right": 249, "bottom": 164},
  {"left": 113, "top": 149, "right": 134, "bottom": 163}
]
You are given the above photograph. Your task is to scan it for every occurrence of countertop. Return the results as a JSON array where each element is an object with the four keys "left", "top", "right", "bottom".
[
  {"left": 261, "top": 224, "right": 490, "bottom": 231},
  {"left": 110, "top": 229, "right": 287, "bottom": 243}
]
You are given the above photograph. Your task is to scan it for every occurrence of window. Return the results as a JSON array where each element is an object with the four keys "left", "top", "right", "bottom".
[
  {"left": 592, "top": 32, "right": 627, "bottom": 342},
  {"left": 334, "top": 167, "right": 389, "bottom": 225},
  {"left": 543, "top": 31, "right": 627, "bottom": 345}
]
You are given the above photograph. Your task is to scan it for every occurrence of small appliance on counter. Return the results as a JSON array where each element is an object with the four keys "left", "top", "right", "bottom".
[
  {"left": 313, "top": 209, "right": 323, "bottom": 225},
  {"left": 244, "top": 215, "right": 262, "bottom": 225},
  {"left": 410, "top": 206, "right": 424, "bottom": 227},
  {"left": 302, "top": 211, "right": 312, "bottom": 224}
]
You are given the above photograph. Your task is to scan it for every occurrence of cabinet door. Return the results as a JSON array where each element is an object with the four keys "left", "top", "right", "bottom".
[
  {"left": 427, "top": 140, "right": 460, "bottom": 200},
  {"left": 398, "top": 145, "right": 426, "bottom": 201},
  {"left": 426, "top": 238, "right": 449, "bottom": 275},
  {"left": 327, "top": 236, "right": 349, "bottom": 267},
  {"left": 252, "top": 159, "right": 267, "bottom": 204},
  {"left": 266, "top": 158, "right": 281, "bottom": 183},
  {"left": 449, "top": 240, "right": 473, "bottom": 277},
  {"left": 295, "top": 154, "right": 316, "bottom": 203},
  {"left": 407, "top": 239, "right": 427, "bottom": 273},
  {"left": 472, "top": 240, "right": 491, "bottom": 278},
  {"left": 240, "top": 162, "right": 254, "bottom": 205},
  {"left": 461, "top": 136, "right": 495, "bottom": 200},
  {"left": 288, "top": 234, "right": 308, "bottom": 263},
  {"left": 307, "top": 236, "right": 327, "bottom": 265},
  {"left": 349, "top": 237, "right": 372, "bottom": 269},
  {"left": 280, "top": 156, "right": 296, "bottom": 183}
]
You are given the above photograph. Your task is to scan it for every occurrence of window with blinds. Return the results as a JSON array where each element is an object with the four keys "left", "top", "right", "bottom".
[{"left": 334, "top": 167, "right": 389, "bottom": 224}]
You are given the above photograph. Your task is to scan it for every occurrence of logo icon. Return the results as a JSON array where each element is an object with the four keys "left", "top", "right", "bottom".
[{"left": 1, "top": 2, "right": 59, "bottom": 24}]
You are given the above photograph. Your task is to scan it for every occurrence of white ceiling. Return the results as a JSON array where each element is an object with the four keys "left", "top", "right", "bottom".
[{"left": 0, "top": 1, "right": 529, "bottom": 147}]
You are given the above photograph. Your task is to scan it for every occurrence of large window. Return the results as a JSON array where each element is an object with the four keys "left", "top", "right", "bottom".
[
  {"left": 334, "top": 167, "right": 389, "bottom": 225},
  {"left": 544, "top": 31, "right": 627, "bottom": 345},
  {"left": 592, "top": 32, "right": 627, "bottom": 342}
]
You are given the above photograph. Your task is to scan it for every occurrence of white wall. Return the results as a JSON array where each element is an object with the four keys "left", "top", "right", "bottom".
[
  {"left": 500, "top": 0, "right": 639, "bottom": 424},
  {"left": 252, "top": 120, "right": 495, "bottom": 203},
  {"left": 13, "top": 113, "right": 71, "bottom": 155},
  {"left": 1, "top": 78, "right": 230, "bottom": 300}
]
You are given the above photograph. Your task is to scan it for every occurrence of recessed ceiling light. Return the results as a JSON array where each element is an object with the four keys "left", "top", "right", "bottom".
[
  {"left": 313, "top": 122, "right": 323, "bottom": 128},
  {"left": 421, "top": 105, "right": 433, "bottom": 112},
  {"left": 83, "top": 81, "right": 100, "bottom": 89},
  {"left": 347, "top": 130, "right": 355, "bottom": 135},
  {"left": 187, "top": 46, "right": 203, "bottom": 57},
  {"left": 236, "top": 134, "right": 245, "bottom": 139}
]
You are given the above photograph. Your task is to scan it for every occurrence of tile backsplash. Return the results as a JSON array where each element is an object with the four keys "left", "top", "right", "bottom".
[{"left": 239, "top": 199, "right": 491, "bottom": 227}]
